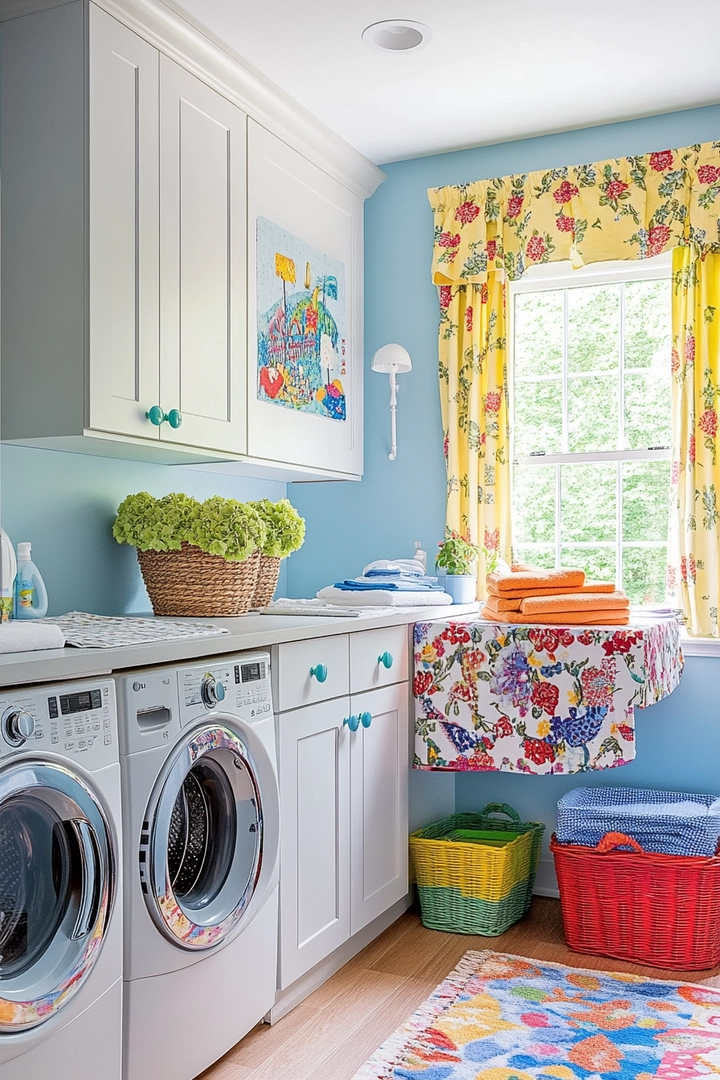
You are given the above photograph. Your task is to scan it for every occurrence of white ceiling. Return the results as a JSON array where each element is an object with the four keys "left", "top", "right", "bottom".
[{"left": 173, "top": 0, "right": 720, "bottom": 164}]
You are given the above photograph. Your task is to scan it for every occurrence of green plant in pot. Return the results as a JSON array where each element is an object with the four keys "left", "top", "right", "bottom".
[
  {"left": 113, "top": 492, "right": 267, "bottom": 617},
  {"left": 250, "top": 499, "right": 306, "bottom": 606},
  {"left": 436, "top": 529, "right": 498, "bottom": 604}
]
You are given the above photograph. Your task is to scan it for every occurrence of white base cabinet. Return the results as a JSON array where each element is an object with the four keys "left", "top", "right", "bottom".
[{"left": 276, "top": 632, "right": 410, "bottom": 991}]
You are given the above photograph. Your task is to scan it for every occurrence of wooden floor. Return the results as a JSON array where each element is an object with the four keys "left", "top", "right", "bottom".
[{"left": 199, "top": 898, "right": 720, "bottom": 1080}]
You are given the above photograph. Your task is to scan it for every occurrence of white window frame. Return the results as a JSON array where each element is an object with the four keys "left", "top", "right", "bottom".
[{"left": 509, "top": 251, "right": 672, "bottom": 586}]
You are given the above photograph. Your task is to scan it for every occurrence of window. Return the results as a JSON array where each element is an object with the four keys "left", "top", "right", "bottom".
[{"left": 510, "top": 254, "right": 672, "bottom": 605}]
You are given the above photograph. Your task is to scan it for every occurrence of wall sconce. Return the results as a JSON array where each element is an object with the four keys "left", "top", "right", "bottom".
[{"left": 371, "top": 344, "right": 412, "bottom": 461}]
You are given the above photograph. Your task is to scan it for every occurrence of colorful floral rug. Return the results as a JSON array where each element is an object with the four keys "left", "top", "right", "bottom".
[{"left": 353, "top": 951, "right": 720, "bottom": 1079}]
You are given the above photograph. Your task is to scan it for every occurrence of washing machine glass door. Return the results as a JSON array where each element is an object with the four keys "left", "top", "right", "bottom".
[
  {"left": 143, "top": 724, "right": 264, "bottom": 950},
  {"left": 0, "top": 760, "right": 115, "bottom": 1032}
]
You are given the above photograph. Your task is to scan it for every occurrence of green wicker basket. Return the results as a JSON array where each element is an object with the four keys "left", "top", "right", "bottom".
[{"left": 410, "top": 804, "right": 545, "bottom": 935}]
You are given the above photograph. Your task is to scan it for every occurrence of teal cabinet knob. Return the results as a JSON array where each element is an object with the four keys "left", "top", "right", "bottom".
[
  {"left": 166, "top": 408, "right": 183, "bottom": 429},
  {"left": 360, "top": 711, "right": 372, "bottom": 729},
  {"left": 343, "top": 714, "right": 360, "bottom": 732},
  {"left": 378, "top": 651, "right": 393, "bottom": 669},
  {"left": 309, "top": 664, "right": 328, "bottom": 683},
  {"left": 146, "top": 405, "right": 166, "bottom": 426}
]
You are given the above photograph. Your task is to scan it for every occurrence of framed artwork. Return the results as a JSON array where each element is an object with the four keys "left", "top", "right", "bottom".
[{"left": 256, "top": 217, "right": 347, "bottom": 422}]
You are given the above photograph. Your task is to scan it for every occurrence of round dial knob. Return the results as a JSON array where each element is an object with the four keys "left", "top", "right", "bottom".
[
  {"left": 3, "top": 708, "right": 36, "bottom": 746},
  {"left": 200, "top": 676, "right": 226, "bottom": 709}
]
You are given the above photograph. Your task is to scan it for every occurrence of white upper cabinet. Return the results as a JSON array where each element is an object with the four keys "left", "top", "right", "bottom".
[
  {"left": 88, "top": 5, "right": 160, "bottom": 441},
  {"left": 0, "top": 0, "right": 382, "bottom": 476},
  {"left": 247, "top": 121, "right": 364, "bottom": 477},
  {"left": 159, "top": 58, "right": 247, "bottom": 454}
]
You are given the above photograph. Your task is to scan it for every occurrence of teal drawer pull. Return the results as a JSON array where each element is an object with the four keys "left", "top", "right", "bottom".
[
  {"left": 146, "top": 406, "right": 183, "bottom": 429},
  {"left": 309, "top": 664, "right": 328, "bottom": 683},
  {"left": 343, "top": 714, "right": 360, "bottom": 732},
  {"left": 378, "top": 651, "right": 393, "bottom": 669},
  {"left": 360, "top": 711, "right": 373, "bottom": 729}
]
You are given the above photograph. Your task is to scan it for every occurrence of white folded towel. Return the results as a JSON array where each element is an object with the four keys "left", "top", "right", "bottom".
[
  {"left": 317, "top": 587, "right": 454, "bottom": 608},
  {"left": 363, "top": 559, "right": 426, "bottom": 576},
  {"left": 0, "top": 621, "right": 65, "bottom": 653}
]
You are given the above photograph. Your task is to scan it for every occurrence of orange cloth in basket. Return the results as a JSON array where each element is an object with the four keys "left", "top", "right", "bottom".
[
  {"left": 487, "top": 579, "right": 616, "bottom": 600},
  {"left": 481, "top": 606, "right": 630, "bottom": 626},
  {"left": 487, "top": 566, "right": 586, "bottom": 594},
  {"left": 520, "top": 590, "right": 629, "bottom": 617}
]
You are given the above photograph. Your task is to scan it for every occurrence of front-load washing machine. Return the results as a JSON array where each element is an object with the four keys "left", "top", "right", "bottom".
[
  {"left": 117, "top": 652, "right": 279, "bottom": 1080},
  {"left": 0, "top": 677, "right": 122, "bottom": 1080}
]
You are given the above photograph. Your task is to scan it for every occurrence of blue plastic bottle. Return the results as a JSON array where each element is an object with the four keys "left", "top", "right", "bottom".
[{"left": 14, "top": 542, "right": 48, "bottom": 619}]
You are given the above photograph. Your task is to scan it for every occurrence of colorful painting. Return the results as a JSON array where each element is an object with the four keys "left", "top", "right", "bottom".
[
  {"left": 355, "top": 949, "right": 720, "bottom": 1080},
  {"left": 256, "top": 217, "right": 347, "bottom": 421}
]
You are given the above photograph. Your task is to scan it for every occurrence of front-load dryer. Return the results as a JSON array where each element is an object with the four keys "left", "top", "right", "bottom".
[
  {"left": 117, "top": 653, "right": 279, "bottom": 1080},
  {"left": 0, "top": 678, "right": 122, "bottom": 1080}
]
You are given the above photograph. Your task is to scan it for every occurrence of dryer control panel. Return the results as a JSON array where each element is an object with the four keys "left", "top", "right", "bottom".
[
  {"left": 0, "top": 679, "right": 118, "bottom": 768},
  {"left": 179, "top": 652, "right": 272, "bottom": 727}
]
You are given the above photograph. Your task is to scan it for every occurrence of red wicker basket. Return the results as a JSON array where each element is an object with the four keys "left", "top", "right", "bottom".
[{"left": 551, "top": 831, "right": 720, "bottom": 970}]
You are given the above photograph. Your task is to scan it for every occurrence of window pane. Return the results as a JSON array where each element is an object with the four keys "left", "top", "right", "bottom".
[
  {"left": 513, "top": 291, "right": 563, "bottom": 378},
  {"left": 624, "top": 370, "right": 671, "bottom": 450},
  {"left": 568, "top": 283, "right": 620, "bottom": 373},
  {"left": 568, "top": 375, "right": 618, "bottom": 452},
  {"left": 560, "top": 546, "right": 617, "bottom": 582},
  {"left": 622, "top": 546, "right": 667, "bottom": 605},
  {"left": 515, "top": 545, "right": 555, "bottom": 569},
  {"left": 513, "top": 379, "right": 562, "bottom": 455},
  {"left": 625, "top": 278, "right": 671, "bottom": 370},
  {"left": 623, "top": 461, "right": 671, "bottom": 542},
  {"left": 561, "top": 462, "right": 616, "bottom": 543},
  {"left": 513, "top": 464, "right": 555, "bottom": 544}
]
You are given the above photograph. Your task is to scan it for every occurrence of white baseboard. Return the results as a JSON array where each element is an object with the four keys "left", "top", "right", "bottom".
[
  {"left": 533, "top": 857, "right": 559, "bottom": 898},
  {"left": 267, "top": 894, "right": 413, "bottom": 1023}
]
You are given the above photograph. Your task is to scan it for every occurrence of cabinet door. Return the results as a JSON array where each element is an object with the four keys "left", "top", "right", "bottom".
[
  {"left": 247, "top": 120, "right": 364, "bottom": 477},
  {"left": 349, "top": 682, "right": 409, "bottom": 936},
  {"left": 159, "top": 57, "right": 246, "bottom": 453},
  {"left": 88, "top": 6, "right": 160, "bottom": 440},
  {"left": 277, "top": 697, "right": 351, "bottom": 989}
]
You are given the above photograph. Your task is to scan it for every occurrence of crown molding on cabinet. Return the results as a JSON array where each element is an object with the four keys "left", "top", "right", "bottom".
[{"left": 1, "top": 0, "right": 386, "bottom": 200}]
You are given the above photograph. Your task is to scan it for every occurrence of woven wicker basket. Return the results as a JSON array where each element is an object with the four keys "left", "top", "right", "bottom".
[
  {"left": 137, "top": 544, "right": 260, "bottom": 617},
  {"left": 252, "top": 555, "right": 282, "bottom": 608}
]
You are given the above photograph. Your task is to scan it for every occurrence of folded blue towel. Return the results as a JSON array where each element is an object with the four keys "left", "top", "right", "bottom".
[{"left": 333, "top": 579, "right": 444, "bottom": 592}]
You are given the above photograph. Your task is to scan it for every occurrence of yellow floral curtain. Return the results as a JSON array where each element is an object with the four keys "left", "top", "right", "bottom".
[
  {"left": 668, "top": 246, "right": 720, "bottom": 636},
  {"left": 428, "top": 139, "right": 720, "bottom": 622}
]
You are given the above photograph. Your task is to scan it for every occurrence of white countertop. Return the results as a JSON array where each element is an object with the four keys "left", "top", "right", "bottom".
[{"left": 0, "top": 604, "right": 480, "bottom": 689}]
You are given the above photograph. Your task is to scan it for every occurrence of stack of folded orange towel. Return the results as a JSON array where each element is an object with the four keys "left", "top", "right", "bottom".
[{"left": 481, "top": 565, "right": 630, "bottom": 626}]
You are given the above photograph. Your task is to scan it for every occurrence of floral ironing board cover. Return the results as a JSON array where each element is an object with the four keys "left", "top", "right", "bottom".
[{"left": 413, "top": 617, "right": 683, "bottom": 774}]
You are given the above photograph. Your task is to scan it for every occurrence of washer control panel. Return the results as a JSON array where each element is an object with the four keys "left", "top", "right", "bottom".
[
  {"left": 179, "top": 652, "right": 272, "bottom": 726},
  {"left": 0, "top": 679, "right": 117, "bottom": 766}
]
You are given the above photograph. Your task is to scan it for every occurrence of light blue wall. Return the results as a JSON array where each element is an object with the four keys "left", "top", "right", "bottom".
[
  {"left": 287, "top": 104, "right": 720, "bottom": 598},
  {"left": 287, "top": 104, "right": 720, "bottom": 839},
  {"left": 0, "top": 446, "right": 287, "bottom": 616}
]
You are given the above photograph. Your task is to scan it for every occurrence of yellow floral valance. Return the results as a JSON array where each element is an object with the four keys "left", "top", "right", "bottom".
[{"left": 428, "top": 140, "right": 720, "bottom": 285}]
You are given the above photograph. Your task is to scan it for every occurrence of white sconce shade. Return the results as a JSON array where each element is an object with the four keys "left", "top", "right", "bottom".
[{"left": 371, "top": 344, "right": 412, "bottom": 460}]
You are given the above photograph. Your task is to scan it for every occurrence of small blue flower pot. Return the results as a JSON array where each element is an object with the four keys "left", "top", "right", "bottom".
[{"left": 443, "top": 574, "right": 477, "bottom": 604}]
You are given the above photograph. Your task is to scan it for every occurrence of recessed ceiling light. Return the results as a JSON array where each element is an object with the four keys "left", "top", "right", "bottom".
[{"left": 362, "top": 20, "right": 432, "bottom": 54}]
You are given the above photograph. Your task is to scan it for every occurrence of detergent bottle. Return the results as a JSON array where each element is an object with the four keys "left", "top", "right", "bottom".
[
  {"left": 0, "top": 528, "right": 17, "bottom": 622},
  {"left": 14, "top": 542, "right": 48, "bottom": 619}
]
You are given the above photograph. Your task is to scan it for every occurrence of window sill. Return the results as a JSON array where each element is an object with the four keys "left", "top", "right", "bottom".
[{"left": 679, "top": 631, "right": 720, "bottom": 658}]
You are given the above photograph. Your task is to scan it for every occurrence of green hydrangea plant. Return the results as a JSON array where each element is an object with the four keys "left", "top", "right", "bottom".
[
  {"left": 113, "top": 492, "right": 267, "bottom": 562},
  {"left": 251, "top": 499, "right": 306, "bottom": 559}
]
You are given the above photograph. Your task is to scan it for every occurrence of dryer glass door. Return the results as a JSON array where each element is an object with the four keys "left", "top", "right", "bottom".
[
  {"left": 143, "top": 724, "right": 264, "bottom": 949},
  {"left": 0, "top": 760, "right": 116, "bottom": 1032}
]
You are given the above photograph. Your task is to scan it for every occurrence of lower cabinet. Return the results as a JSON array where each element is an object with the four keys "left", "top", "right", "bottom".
[{"left": 277, "top": 681, "right": 409, "bottom": 990}]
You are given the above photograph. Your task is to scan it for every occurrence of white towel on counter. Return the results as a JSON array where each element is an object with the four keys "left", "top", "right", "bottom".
[
  {"left": 316, "top": 586, "right": 454, "bottom": 608},
  {"left": 0, "top": 621, "right": 65, "bottom": 653}
]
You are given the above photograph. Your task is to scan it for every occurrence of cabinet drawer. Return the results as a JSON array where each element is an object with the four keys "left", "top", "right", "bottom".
[
  {"left": 349, "top": 625, "right": 408, "bottom": 694},
  {"left": 277, "top": 635, "right": 349, "bottom": 712}
]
